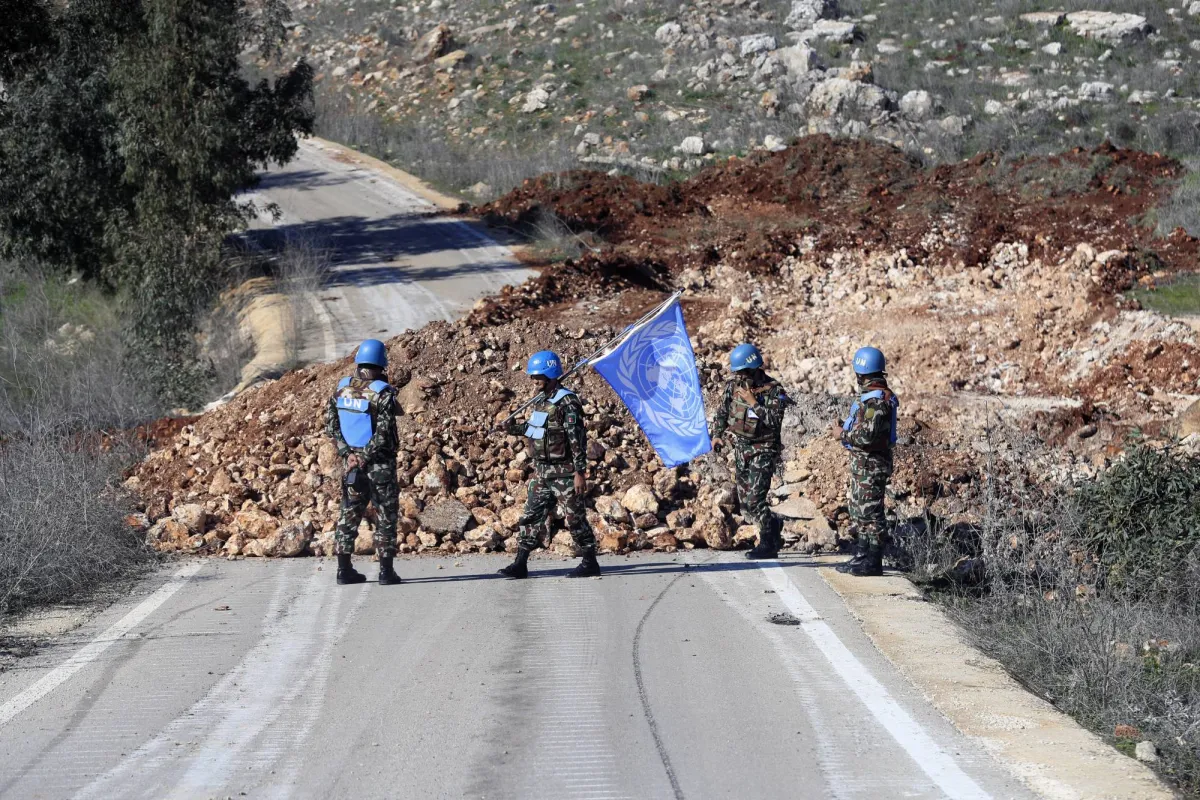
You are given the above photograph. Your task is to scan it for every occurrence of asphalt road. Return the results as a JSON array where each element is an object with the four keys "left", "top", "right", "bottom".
[
  {"left": 0, "top": 553, "right": 1038, "bottom": 800},
  {"left": 241, "top": 138, "right": 534, "bottom": 365}
]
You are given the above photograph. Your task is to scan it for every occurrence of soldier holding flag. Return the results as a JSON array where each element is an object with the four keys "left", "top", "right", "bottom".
[{"left": 497, "top": 350, "right": 600, "bottom": 580}]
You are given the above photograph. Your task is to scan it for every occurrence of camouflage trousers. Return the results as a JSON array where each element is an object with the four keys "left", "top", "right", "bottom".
[
  {"left": 733, "top": 443, "right": 781, "bottom": 541},
  {"left": 848, "top": 449, "right": 893, "bottom": 551},
  {"left": 334, "top": 459, "right": 399, "bottom": 558},
  {"left": 518, "top": 470, "right": 596, "bottom": 552}
]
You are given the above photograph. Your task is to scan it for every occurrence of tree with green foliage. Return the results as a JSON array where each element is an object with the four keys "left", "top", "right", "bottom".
[{"left": 0, "top": 0, "right": 313, "bottom": 405}]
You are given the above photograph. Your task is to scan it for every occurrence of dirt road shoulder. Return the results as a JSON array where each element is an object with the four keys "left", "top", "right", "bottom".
[{"left": 819, "top": 566, "right": 1175, "bottom": 800}]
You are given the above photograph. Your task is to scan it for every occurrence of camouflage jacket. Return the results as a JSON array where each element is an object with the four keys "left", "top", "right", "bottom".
[
  {"left": 841, "top": 379, "right": 897, "bottom": 454},
  {"left": 712, "top": 373, "right": 789, "bottom": 452},
  {"left": 505, "top": 387, "right": 589, "bottom": 476},
  {"left": 325, "top": 375, "right": 399, "bottom": 463}
]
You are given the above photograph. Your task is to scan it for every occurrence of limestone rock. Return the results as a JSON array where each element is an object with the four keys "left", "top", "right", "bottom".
[
  {"left": 171, "top": 503, "right": 207, "bottom": 535},
  {"left": 776, "top": 45, "right": 821, "bottom": 77},
  {"left": 1135, "top": 741, "right": 1159, "bottom": 762},
  {"left": 1065, "top": 11, "right": 1151, "bottom": 43},
  {"left": 433, "top": 49, "right": 469, "bottom": 69},
  {"left": 265, "top": 522, "right": 312, "bottom": 557},
  {"left": 666, "top": 509, "right": 695, "bottom": 530},
  {"left": 786, "top": 0, "right": 838, "bottom": 30},
  {"left": 652, "top": 532, "right": 680, "bottom": 550},
  {"left": 594, "top": 495, "right": 631, "bottom": 524},
  {"left": 232, "top": 507, "right": 279, "bottom": 540},
  {"left": 626, "top": 85, "right": 651, "bottom": 102},
  {"left": 1174, "top": 399, "right": 1200, "bottom": 438},
  {"left": 148, "top": 518, "right": 191, "bottom": 550},
  {"left": 899, "top": 90, "right": 933, "bottom": 121},
  {"left": 1079, "top": 81, "right": 1115, "bottom": 101},
  {"left": 522, "top": 86, "right": 551, "bottom": 113},
  {"left": 679, "top": 136, "right": 708, "bottom": 155},
  {"left": 598, "top": 532, "right": 629, "bottom": 553},
  {"left": 397, "top": 376, "right": 436, "bottom": 414},
  {"left": 633, "top": 512, "right": 660, "bottom": 530},
  {"left": 621, "top": 484, "right": 660, "bottom": 516},
  {"left": 355, "top": 524, "right": 377, "bottom": 555},
  {"left": 739, "top": 34, "right": 777, "bottom": 58},
  {"left": 807, "top": 20, "right": 858, "bottom": 43},
  {"left": 1020, "top": 12, "right": 1066, "bottom": 26},
  {"left": 806, "top": 78, "right": 893, "bottom": 118},
  {"left": 654, "top": 22, "right": 683, "bottom": 46},
  {"left": 419, "top": 498, "right": 472, "bottom": 535},
  {"left": 412, "top": 24, "right": 453, "bottom": 63},
  {"left": 498, "top": 506, "right": 523, "bottom": 531}
]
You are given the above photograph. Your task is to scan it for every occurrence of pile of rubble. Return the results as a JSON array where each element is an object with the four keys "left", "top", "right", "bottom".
[{"left": 129, "top": 136, "right": 1200, "bottom": 560}]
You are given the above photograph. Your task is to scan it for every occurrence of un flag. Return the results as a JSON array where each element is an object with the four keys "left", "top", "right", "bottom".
[{"left": 591, "top": 298, "right": 712, "bottom": 467}]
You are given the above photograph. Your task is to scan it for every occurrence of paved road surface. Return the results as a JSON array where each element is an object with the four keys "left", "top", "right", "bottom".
[
  {"left": 0, "top": 553, "right": 1037, "bottom": 799},
  {"left": 242, "top": 139, "right": 533, "bottom": 365}
]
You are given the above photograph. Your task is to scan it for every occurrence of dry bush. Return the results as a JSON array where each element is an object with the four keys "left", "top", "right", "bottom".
[
  {"left": 0, "top": 438, "right": 150, "bottom": 615},
  {"left": 0, "top": 265, "right": 158, "bottom": 615}
]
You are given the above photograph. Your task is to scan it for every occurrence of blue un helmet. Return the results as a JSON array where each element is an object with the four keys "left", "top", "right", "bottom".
[
  {"left": 355, "top": 339, "right": 388, "bottom": 368},
  {"left": 729, "top": 343, "right": 764, "bottom": 372},
  {"left": 852, "top": 346, "right": 886, "bottom": 376},
  {"left": 526, "top": 350, "right": 564, "bottom": 379}
]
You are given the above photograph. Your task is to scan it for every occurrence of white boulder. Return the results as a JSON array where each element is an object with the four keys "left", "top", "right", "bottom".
[
  {"left": 776, "top": 44, "right": 821, "bottom": 77},
  {"left": 785, "top": 0, "right": 839, "bottom": 30},
  {"left": 655, "top": 21, "right": 683, "bottom": 45},
  {"left": 739, "top": 34, "right": 778, "bottom": 58},
  {"left": 1065, "top": 11, "right": 1151, "bottom": 43},
  {"left": 899, "top": 90, "right": 933, "bottom": 120}
]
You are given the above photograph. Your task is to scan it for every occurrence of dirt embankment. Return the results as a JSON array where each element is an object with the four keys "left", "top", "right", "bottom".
[{"left": 129, "top": 136, "right": 1200, "bottom": 560}]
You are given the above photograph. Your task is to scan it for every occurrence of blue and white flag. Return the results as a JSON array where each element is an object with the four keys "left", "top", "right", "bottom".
[{"left": 590, "top": 296, "right": 712, "bottom": 467}]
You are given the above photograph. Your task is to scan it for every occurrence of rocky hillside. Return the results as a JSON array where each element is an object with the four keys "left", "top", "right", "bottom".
[
  {"left": 269, "top": 0, "right": 1200, "bottom": 203},
  {"left": 129, "top": 134, "right": 1200, "bottom": 562}
]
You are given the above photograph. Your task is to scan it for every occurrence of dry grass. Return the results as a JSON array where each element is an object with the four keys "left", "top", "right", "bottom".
[{"left": 0, "top": 265, "right": 158, "bottom": 616}]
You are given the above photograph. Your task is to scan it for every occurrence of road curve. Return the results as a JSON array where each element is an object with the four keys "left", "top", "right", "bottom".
[
  {"left": 242, "top": 138, "right": 534, "bottom": 365},
  {"left": 0, "top": 553, "right": 1037, "bottom": 800}
]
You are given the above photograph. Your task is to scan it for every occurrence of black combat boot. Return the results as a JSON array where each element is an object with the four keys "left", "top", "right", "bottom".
[
  {"left": 499, "top": 547, "right": 531, "bottom": 579},
  {"left": 835, "top": 541, "right": 868, "bottom": 574},
  {"left": 567, "top": 548, "right": 601, "bottom": 578},
  {"left": 745, "top": 525, "right": 780, "bottom": 560},
  {"left": 336, "top": 554, "right": 367, "bottom": 585},
  {"left": 377, "top": 556, "right": 402, "bottom": 585},
  {"left": 848, "top": 547, "right": 883, "bottom": 577}
]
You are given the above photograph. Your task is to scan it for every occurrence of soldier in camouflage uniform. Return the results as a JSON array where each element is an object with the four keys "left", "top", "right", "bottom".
[
  {"left": 498, "top": 350, "right": 599, "bottom": 580},
  {"left": 324, "top": 339, "right": 402, "bottom": 586},
  {"left": 711, "top": 343, "right": 791, "bottom": 560},
  {"left": 837, "top": 346, "right": 899, "bottom": 577}
]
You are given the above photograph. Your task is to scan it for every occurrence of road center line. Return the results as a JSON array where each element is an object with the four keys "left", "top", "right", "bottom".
[
  {"left": 758, "top": 563, "right": 992, "bottom": 800},
  {"left": 0, "top": 561, "right": 205, "bottom": 728}
]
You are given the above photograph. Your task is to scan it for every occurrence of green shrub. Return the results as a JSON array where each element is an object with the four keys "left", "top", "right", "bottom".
[{"left": 1073, "top": 445, "right": 1200, "bottom": 597}]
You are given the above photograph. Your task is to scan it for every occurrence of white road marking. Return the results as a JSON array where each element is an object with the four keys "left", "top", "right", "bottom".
[
  {"left": 758, "top": 563, "right": 993, "bottom": 800},
  {"left": 0, "top": 561, "right": 205, "bottom": 728},
  {"left": 75, "top": 566, "right": 369, "bottom": 799}
]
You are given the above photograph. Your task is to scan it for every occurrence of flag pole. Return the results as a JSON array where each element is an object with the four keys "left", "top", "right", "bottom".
[{"left": 494, "top": 290, "right": 683, "bottom": 430}]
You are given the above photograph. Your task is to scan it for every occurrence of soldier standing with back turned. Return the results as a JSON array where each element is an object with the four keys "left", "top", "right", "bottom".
[
  {"left": 837, "top": 346, "right": 899, "bottom": 577},
  {"left": 711, "top": 343, "right": 791, "bottom": 559},
  {"left": 497, "top": 350, "right": 600, "bottom": 580},
  {"left": 325, "top": 339, "right": 403, "bottom": 586}
]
